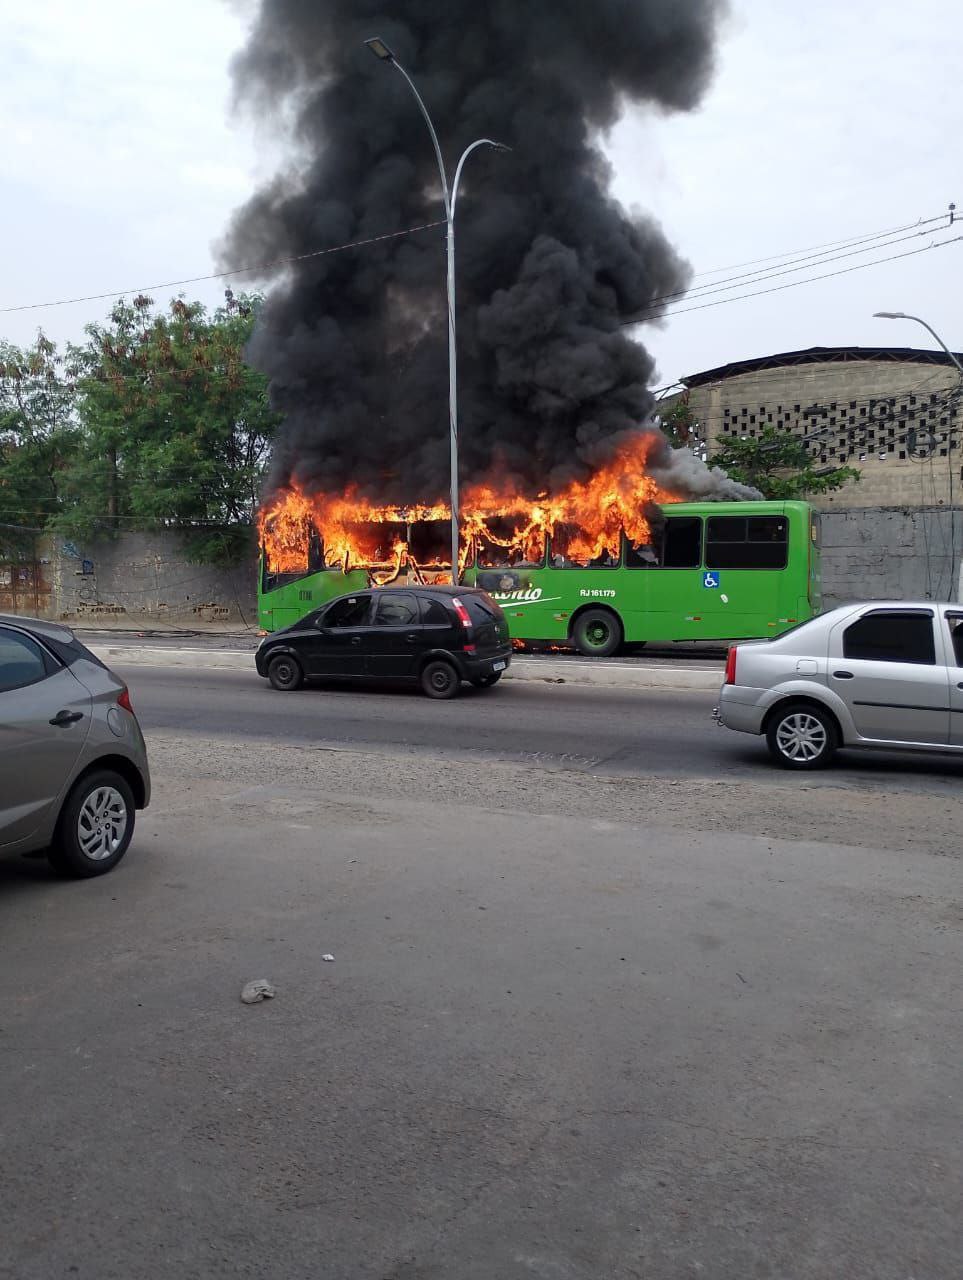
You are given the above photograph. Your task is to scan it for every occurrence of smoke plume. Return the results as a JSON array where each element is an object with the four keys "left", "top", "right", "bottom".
[{"left": 221, "top": 0, "right": 737, "bottom": 504}]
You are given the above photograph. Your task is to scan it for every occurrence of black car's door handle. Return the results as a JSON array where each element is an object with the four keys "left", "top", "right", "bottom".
[
  {"left": 50, "top": 709, "right": 84, "bottom": 727},
  {"left": 405, "top": 634, "right": 420, "bottom": 643},
  {"left": 350, "top": 635, "right": 362, "bottom": 645},
  {"left": 832, "top": 670, "right": 854, "bottom": 680}
]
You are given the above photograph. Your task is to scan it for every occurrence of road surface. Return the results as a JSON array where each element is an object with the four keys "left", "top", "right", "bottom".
[{"left": 2, "top": 667, "right": 961, "bottom": 1279}]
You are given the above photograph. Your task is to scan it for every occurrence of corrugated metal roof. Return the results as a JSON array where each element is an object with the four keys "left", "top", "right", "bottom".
[{"left": 681, "top": 345, "right": 963, "bottom": 388}]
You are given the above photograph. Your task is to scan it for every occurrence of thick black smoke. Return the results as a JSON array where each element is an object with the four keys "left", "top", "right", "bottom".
[{"left": 221, "top": 0, "right": 732, "bottom": 504}]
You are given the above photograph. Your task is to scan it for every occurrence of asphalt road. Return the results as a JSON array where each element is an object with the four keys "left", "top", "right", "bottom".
[
  {"left": 119, "top": 663, "right": 963, "bottom": 796},
  {"left": 3, "top": 668, "right": 962, "bottom": 1279}
]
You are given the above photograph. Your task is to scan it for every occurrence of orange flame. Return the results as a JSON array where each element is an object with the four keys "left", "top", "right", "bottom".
[{"left": 259, "top": 433, "right": 679, "bottom": 576}]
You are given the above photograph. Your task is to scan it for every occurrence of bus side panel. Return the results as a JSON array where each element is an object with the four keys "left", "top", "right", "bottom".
[
  {"left": 475, "top": 567, "right": 572, "bottom": 643},
  {"left": 258, "top": 568, "right": 369, "bottom": 632}
]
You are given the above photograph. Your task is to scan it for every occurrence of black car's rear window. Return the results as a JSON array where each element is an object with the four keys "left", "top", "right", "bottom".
[{"left": 463, "top": 594, "right": 501, "bottom": 623}]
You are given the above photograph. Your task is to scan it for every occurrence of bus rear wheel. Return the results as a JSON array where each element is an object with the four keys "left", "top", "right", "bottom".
[{"left": 572, "top": 608, "right": 622, "bottom": 658}]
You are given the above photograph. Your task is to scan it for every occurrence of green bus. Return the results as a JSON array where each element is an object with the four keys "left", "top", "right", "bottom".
[{"left": 258, "top": 500, "right": 821, "bottom": 655}]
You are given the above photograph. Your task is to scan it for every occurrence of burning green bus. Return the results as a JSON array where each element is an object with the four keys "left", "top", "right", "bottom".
[{"left": 258, "top": 499, "right": 821, "bottom": 655}]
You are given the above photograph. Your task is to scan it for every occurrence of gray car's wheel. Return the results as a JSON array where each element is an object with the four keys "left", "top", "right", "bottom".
[
  {"left": 766, "top": 702, "right": 837, "bottom": 770},
  {"left": 572, "top": 608, "right": 622, "bottom": 658},
  {"left": 267, "top": 653, "right": 304, "bottom": 691},
  {"left": 48, "top": 770, "right": 136, "bottom": 878},
  {"left": 421, "top": 660, "right": 461, "bottom": 699}
]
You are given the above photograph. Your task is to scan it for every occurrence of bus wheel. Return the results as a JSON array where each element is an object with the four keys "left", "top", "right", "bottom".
[{"left": 572, "top": 608, "right": 622, "bottom": 658}]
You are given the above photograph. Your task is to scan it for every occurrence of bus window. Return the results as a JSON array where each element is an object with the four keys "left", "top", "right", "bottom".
[
  {"left": 476, "top": 519, "right": 544, "bottom": 569},
  {"left": 706, "top": 515, "right": 788, "bottom": 569},
  {"left": 550, "top": 524, "right": 618, "bottom": 568},
  {"left": 476, "top": 539, "right": 544, "bottom": 569},
  {"left": 625, "top": 517, "right": 702, "bottom": 569}
]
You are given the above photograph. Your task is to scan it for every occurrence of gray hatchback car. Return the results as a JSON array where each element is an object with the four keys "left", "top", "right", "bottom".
[
  {"left": 715, "top": 601, "right": 963, "bottom": 768},
  {"left": 0, "top": 615, "right": 150, "bottom": 875}
]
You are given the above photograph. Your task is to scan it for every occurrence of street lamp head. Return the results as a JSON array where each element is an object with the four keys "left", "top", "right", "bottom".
[
  {"left": 873, "top": 311, "right": 908, "bottom": 320},
  {"left": 364, "top": 36, "right": 394, "bottom": 61}
]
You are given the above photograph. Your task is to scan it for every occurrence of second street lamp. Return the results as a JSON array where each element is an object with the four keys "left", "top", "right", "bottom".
[{"left": 365, "top": 36, "right": 509, "bottom": 584}]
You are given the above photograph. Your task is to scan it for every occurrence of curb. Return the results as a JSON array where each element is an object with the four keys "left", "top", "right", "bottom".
[{"left": 91, "top": 644, "right": 722, "bottom": 692}]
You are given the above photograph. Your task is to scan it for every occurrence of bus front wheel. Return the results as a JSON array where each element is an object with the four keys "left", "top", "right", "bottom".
[{"left": 572, "top": 608, "right": 622, "bottom": 658}]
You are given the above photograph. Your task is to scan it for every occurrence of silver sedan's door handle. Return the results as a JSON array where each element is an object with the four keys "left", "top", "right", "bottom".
[{"left": 832, "top": 670, "right": 854, "bottom": 679}]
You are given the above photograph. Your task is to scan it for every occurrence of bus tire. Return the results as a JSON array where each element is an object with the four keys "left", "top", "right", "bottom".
[{"left": 571, "top": 608, "right": 622, "bottom": 658}]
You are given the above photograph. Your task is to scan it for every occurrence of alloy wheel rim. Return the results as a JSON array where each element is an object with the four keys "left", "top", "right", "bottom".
[
  {"left": 77, "top": 786, "right": 128, "bottom": 861},
  {"left": 775, "top": 713, "right": 827, "bottom": 762}
]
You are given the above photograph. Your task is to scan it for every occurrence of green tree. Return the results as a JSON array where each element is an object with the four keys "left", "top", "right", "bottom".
[
  {"left": 0, "top": 335, "right": 77, "bottom": 530},
  {"left": 58, "top": 292, "right": 279, "bottom": 562},
  {"left": 659, "top": 394, "right": 698, "bottom": 449},
  {"left": 707, "top": 426, "right": 860, "bottom": 500}
]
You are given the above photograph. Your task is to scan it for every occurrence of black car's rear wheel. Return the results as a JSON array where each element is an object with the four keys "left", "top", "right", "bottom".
[
  {"left": 472, "top": 671, "right": 503, "bottom": 688},
  {"left": 49, "top": 770, "right": 135, "bottom": 878},
  {"left": 267, "top": 653, "right": 304, "bottom": 691},
  {"left": 421, "top": 660, "right": 461, "bottom": 699}
]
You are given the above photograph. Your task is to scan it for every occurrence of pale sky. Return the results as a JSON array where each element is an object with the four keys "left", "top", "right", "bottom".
[{"left": 1, "top": 0, "right": 960, "bottom": 387}]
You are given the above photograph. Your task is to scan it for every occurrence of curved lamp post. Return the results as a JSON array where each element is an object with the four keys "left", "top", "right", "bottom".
[
  {"left": 366, "top": 36, "right": 509, "bottom": 583},
  {"left": 873, "top": 311, "right": 963, "bottom": 379}
]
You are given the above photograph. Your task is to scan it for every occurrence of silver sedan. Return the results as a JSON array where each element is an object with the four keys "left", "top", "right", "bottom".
[
  {"left": 0, "top": 615, "right": 151, "bottom": 875},
  {"left": 715, "top": 601, "right": 963, "bottom": 769}
]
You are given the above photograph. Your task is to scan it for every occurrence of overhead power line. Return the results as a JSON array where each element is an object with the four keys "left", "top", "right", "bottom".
[
  {"left": 626, "top": 233, "right": 963, "bottom": 325},
  {"left": 0, "top": 220, "right": 446, "bottom": 315},
  {"left": 689, "top": 213, "right": 949, "bottom": 279},
  {"left": 645, "top": 222, "right": 950, "bottom": 313}
]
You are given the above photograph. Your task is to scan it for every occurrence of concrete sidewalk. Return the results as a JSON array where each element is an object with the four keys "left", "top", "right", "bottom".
[{"left": 90, "top": 643, "right": 723, "bottom": 691}]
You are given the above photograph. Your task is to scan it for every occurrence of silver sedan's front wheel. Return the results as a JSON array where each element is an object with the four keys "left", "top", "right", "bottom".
[{"left": 766, "top": 703, "right": 837, "bottom": 770}]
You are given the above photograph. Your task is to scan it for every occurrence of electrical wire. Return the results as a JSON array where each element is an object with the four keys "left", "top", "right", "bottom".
[
  {"left": 0, "top": 220, "right": 446, "bottom": 315},
  {"left": 646, "top": 221, "right": 951, "bottom": 311},
  {"left": 626, "top": 234, "right": 963, "bottom": 324},
  {"left": 687, "top": 214, "right": 949, "bottom": 279}
]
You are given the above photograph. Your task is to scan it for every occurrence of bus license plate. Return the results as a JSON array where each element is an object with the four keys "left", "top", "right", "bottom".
[{"left": 492, "top": 660, "right": 506, "bottom": 671}]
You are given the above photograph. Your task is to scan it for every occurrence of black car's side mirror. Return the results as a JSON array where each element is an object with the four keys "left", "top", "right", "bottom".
[{"left": 315, "top": 622, "right": 330, "bottom": 635}]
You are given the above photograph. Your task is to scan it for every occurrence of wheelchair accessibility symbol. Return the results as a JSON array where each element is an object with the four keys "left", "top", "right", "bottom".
[{"left": 703, "top": 571, "right": 720, "bottom": 589}]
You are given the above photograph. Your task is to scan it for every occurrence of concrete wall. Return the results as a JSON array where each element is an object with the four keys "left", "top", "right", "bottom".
[
  {"left": 676, "top": 355, "right": 963, "bottom": 509},
  {"left": 820, "top": 506, "right": 962, "bottom": 608},
  {"left": 37, "top": 532, "right": 257, "bottom": 628},
  {"left": 8, "top": 514, "right": 961, "bottom": 630}
]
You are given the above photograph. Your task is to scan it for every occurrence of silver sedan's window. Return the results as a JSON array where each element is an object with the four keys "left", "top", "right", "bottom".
[{"left": 843, "top": 612, "right": 935, "bottom": 665}]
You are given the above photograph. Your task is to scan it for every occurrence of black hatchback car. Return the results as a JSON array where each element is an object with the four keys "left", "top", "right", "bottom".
[{"left": 255, "top": 586, "right": 513, "bottom": 698}]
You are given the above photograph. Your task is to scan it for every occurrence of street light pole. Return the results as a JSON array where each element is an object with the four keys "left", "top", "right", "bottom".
[
  {"left": 873, "top": 311, "right": 963, "bottom": 379},
  {"left": 365, "top": 37, "right": 508, "bottom": 584}
]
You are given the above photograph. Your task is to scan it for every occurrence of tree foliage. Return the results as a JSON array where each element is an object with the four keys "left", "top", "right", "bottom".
[
  {"left": 0, "top": 335, "right": 76, "bottom": 530},
  {"left": 658, "top": 394, "right": 698, "bottom": 449},
  {"left": 53, "top": 292, "right": 279, "bottom": 561},
  {"left": 707, "top": 426, "right": 860, "bottom": 500}
]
